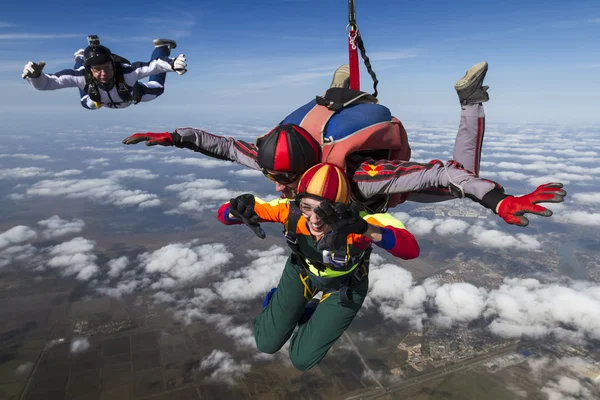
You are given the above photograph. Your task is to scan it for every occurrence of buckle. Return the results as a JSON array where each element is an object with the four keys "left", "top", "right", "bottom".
[
  {"left": 322, "top": 250, "right": 348, "bottom": 270},
  {"left": 448, "top": 181, "right": 465, "bottom": 199},
  {"left": 352, "top": 265, "right": 366, "bottom": 281},
  {"left": 285, "top": 232, "right": 298, "bottom": 245}
]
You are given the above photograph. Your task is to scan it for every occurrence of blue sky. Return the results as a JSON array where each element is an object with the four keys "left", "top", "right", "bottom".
[{"left": 1, "top": 0, "right": 599, "bottom": 130}]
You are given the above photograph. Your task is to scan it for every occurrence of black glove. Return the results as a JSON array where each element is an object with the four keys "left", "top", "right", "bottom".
[
  {"left": 315, "top": 202, "right": 368, "bottom": 251},
  {"left": 229, "top": 194, "right": 266, "bottom": 239}
]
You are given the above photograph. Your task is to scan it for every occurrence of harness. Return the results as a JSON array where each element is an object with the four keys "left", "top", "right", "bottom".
[
  {"left": 84, "top": 55, "right": 142, "bottom": 107},
  {"left": 284, "top": 202, "right": 371, "bottom": 305}
]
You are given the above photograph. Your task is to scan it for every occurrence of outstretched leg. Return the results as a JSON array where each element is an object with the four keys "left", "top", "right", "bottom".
[
  {"left": 135, "top": 39, "right": 176, "bottom": 103},
  {"left": 253, "top": 259, "right": 310, "bottom": 355},
  {"left": 452, "top": 62, "right": 489, "bottom": 176}
]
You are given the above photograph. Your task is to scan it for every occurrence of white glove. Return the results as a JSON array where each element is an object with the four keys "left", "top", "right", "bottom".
[
  {"left": 171, "top": 54, "right": 187, "bottom": 75},
  {"left": 22, "top": 61, "right": 46, "bottom": 79}
]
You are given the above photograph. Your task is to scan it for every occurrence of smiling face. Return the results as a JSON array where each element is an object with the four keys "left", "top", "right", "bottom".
[{"left": 298, "top": 197, "right": 331, "bottom": 237}]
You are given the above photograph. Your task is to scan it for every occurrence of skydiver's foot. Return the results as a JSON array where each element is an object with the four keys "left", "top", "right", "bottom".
[
  {"left": 153, "top": 38, "right": 177, "bottom": 50},
  {"left": 330, "top": 64, "right": 350, "bottom": 89},
  {"left": 454, "top": 61, "right": 489, "bottom": 105},
  {"left": 262, "top": 288, "right": 277, "bottom": 309},
  {"left": 74, "top": 49, "right": 85, "bottom": 61},
  {"left": 298, "top": 297, "right": 320, "bottom": 325}
]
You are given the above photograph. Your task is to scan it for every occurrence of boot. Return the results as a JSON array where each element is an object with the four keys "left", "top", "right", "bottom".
[
  {"left": 330, "top": 64, "right": 350, "bottom": 89},
  {"left": 153, "top": 38, "right": 177, "bottom": 50},
  {"left": 454, "top": 61, "right": 489, "bottom": 105}
]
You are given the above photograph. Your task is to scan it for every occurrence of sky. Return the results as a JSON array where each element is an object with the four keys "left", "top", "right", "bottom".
[{"left": 1, "top": 0, "right": 600, "bottom": 129}]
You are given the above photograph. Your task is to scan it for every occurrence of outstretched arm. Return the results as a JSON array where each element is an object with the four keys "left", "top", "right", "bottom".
[
  {"left": 217, "top": 196, "right": 290, "bottom": 227},
  {"left": 351, "top": 158, "right": 566, "bottom": 226},
  {"left": 123, "top": 55, "right": 186, "bottom": 81},
  {"left": 361, "top": 213, "right": 420, "bottom": 260},
  {"left": 27, "top": 67, "right": 86, "bottom": 91},
  {"left": 123, "top": 129, "right": 262, "bottom": 170}
]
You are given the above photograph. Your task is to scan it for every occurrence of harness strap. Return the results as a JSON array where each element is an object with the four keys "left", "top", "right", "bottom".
[
  {"left": 347, "top": 0, "right": 360, "bottom": 91},
  {"left": 299, "top": 273, "right": 318, "bottom": 301},
  {"left": 346, "top": 0, "right": 378, "bottom": 97},
  {"left": 355, "top": 33, "right": 379, "bottom": 98},
  {"left": 338, "top": 246, "right": 371, "bottom": 305}
]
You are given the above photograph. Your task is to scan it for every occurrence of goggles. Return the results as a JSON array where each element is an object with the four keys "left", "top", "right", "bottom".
[{"left": 262, "top": 169, "right": 299, "bottom": 185}]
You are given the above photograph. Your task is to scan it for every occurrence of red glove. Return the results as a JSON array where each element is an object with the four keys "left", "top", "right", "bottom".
[
  {"left": 497, "top": 182, "right": 566, "bottom": 227},
  {"left": 122, "top": 132, "right": 173, "bottom": 146}
]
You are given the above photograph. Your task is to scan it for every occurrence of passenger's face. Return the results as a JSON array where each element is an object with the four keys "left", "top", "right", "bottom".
[
  {"left": 262, "top": 169, "right": 301, "bottom": 199},
  {"left": 90, "top": 62, "right": 114, "bottom": 84},
  {"left": 299, "top": 197, "right": 331, "bottom": 237}
]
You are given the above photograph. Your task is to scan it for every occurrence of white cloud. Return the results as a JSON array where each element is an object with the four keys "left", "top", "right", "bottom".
[
  {"left": 0, "top": 226, "right": 37, "bottom": 250},
  {"left": 0, "top": 153, "right": 51, "bottom": 160},
  {"left": 0, "top": 244, "right": 37, "bottom": 268},
  {"left": 107, "top": 256, "right": 129, "bottom": 278},
  {"left": 573, "top": 192, "right": 600, "bottom": 204},
  {"left": 533, "top": 357, "right": 600, "bottom": 400},
  {"left": 53, "top": 169, "right": 83, "bottom": 177},
  {"left": 124, "top": 154, "right": 156, "bottom": 162},
  {"left": 160, "top": 156, "right": 232, "bottom": 168},
  {"left": 85, "top": 158, "right": 110, "bottom": 167},
  {"left": 197, "top": 350, "right": 251, "bottom": 385},
  {"left": 433, "top": 283, "right": 487, "bottom": 327},
  {"left": 392, "top": 213, "right": 540, "bottom": 251},
  {"left": 70, "top": 338, "right": 91, "bottom": 354},
  {"left": 556, "top": 211, "right": 600, "bottom": 226},
  {"left": 214, "top": 246, "right": 287, "bottom": 301},
  {"left": 369, "top": 273, "right": 600, "bottom": 343},
  {"left": 484, "top": 171, "right": 532, "bottom": 181},
  {"left": 434, "top": 219, "right": 470, "bottom": 235},
  {"left": 47, "top": 237, "right": 99, "bottom": 280},
  {"left": 228, "top": 169, "right": 263, "bottom": 177},
  {"left": 555, "top": 149, "right": 598, "bottom": 157},
  {"left": 0, "top": 167, "right": 48, "bottom": 179},
  {"left": 165, "top": 179, "right": 248, "bottom": 214},
  {"left": 139, "top": 241, "right": 233, "bottom": 289},
  {"left": 367, "top": 264, "right": 433, "bottom": 330},
  {"left": 468, "top": 225, "right": 541, "bottom": 251},
  {"left": 103, "top": 169, "right": 159, "bottom": 180},
  {"left": 37, "top": 215, "right": 85, "bottom": 239},
  {"left": 24, "top": 178, "right": 161, "bottom": 209}
]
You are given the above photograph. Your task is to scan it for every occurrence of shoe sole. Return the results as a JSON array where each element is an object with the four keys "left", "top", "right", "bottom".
[
  {"left": 330, "top": 64, "right": 350, "bottom": 89},
  {"left": 153, "top": 38, "right": 177, "bottom": 49},
  {"left": 454, "top": 62, "right": 488, "bottom": 90}
]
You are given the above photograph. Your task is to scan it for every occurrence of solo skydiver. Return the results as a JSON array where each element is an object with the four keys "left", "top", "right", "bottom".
[{"left": 22, "top": 35, "right": 187, "bottom": 109}]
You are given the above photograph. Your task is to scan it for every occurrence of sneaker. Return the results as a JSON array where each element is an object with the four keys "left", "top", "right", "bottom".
[
  {"left": 262, "top": 288, "right": 277, "bottom": 309},
  {"left": 74, "top": 49, "right": 85, "bottom": 61},
  {"left": 153, "top": 38, "right": 177, "bottom": 50},
  {"left": 454, "top": 61, "right": 489, "bottom": 105},
  {"left": 330, "top": 64, "right": 350, "bottom": 89}
]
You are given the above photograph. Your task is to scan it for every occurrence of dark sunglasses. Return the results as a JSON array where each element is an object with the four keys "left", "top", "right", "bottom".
[{"left": 262, "top": 169, "right": 300, "bottom": 185}]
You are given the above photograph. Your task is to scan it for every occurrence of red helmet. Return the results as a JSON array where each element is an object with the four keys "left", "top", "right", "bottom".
[
  {"left": 297, "top": 163, "right": 350, "bottom": 204},
  {"left": 256, "top": 124, "right": 321, "bottom": 174}
]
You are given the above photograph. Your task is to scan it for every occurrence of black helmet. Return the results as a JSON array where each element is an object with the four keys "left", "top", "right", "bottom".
[
  {"left": 256, "top": 124, "right": 321, "bottom": 174},
  {"left": 84, "top": 45, "right": 112, "bottom": 67}
]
